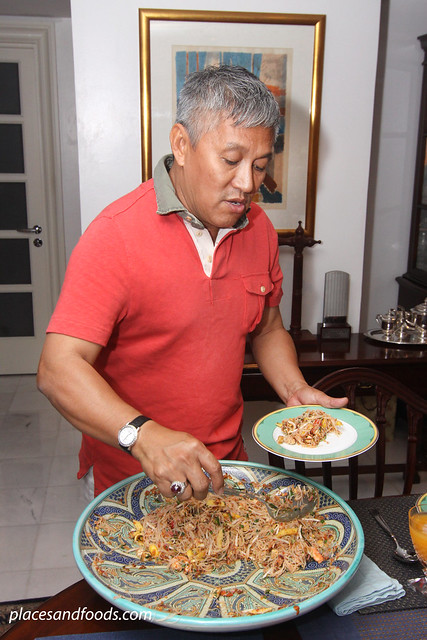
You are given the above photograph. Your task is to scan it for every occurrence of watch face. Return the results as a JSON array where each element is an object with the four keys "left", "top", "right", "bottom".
[{"left": 119, "top": 425, "right": 137, "bottom": 448}]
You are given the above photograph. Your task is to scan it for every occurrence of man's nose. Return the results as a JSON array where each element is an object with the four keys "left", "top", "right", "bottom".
[{"left": 232, "top": 163, "right": 256, "bottom": 194}]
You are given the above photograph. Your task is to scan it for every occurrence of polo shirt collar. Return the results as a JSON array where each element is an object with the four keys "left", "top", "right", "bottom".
[{"left": 153, "top": 154, "right": 249, "bottom": 231}]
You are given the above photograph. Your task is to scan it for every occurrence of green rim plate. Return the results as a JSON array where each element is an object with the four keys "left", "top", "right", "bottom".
[
  {"left": 416, "top": 493, "right": 427, "bottom": 510},
  {"left": 252, "top": 405, "right": 378, "bottom": 462}
]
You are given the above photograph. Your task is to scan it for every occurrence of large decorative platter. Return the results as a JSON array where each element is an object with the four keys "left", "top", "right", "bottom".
[
  {"left": 416, "top": 493, "right": 427, "bottom": 510},
  {"left": 253, "top": 406, "right": 378, "bottom": 463},
  {"left": 73, "top": 461, "right": 364, "bottom": 632}
]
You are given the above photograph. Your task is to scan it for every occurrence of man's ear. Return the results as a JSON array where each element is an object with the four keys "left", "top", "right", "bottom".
[{"left": 169, "top": 123, "right": 190, "bottom": 166}]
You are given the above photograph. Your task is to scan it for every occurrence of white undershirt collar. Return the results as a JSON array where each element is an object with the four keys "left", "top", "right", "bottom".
[{"left": 183, "top": 219, "right": 234, "bottom": 276}]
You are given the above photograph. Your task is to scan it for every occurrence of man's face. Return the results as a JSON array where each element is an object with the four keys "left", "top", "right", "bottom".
[{"left": 170, "top": 118, "right": 274, "bottom": 240}]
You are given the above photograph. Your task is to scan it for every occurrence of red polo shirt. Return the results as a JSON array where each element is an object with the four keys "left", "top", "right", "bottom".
[{"left": 47, "top": 173, "right": 283, "bottom": 495}]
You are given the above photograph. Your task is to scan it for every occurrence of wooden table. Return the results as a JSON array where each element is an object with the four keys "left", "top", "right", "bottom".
[
  {"left": 241, "top": 333, "right": 427, "bottom": 401},
  {"left": 1, "top": 578, "right": 302, "bottom": 639}
]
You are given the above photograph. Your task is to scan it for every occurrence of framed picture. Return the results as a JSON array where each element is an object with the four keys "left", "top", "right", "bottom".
[{"left": 139, "top": 9, "right": 325, "bottom": 237}]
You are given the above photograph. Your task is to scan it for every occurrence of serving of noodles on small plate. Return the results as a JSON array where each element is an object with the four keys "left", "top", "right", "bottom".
[
  {"left": 276, "top": 408, "right": 343, "bottom": 448},
  {"left": 253, "top": 406, "right": 378, "bottom": 462}
]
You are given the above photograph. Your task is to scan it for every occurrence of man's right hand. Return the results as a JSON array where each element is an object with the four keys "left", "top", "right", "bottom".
[{"left": 131, "top": 420, "right": 224, "bottom": 501}]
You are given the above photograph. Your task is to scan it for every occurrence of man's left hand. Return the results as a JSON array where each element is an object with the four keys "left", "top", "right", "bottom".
[{"left": 286, "top": 384, "right": 348, "bottom": 409}]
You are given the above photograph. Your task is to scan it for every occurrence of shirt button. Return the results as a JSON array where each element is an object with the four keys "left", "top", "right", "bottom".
[
  {"left": 260, "top": 285, "right": 266, "bottom": 293},
  {"left": 207, "top": 255, "right": 213, "bottom": 263},
  {"left": 196, "top": 231, "right": 203, "bottom": 237}
]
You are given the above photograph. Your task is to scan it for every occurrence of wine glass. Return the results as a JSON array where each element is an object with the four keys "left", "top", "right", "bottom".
[{"left": 408, "top": 504, "right": 427, "bottom": 595}]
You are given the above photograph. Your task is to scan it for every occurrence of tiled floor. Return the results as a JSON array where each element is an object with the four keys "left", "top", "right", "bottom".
[
  {"left": 0, "top": 374, "right": 87, "bottom": 602},
  {"left": 1, "top": 376, "right": 426, "bottom": 603}
]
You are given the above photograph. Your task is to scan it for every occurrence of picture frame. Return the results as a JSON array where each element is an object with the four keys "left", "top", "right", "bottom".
[{"left": 139, "top": 9, "right": 325, "bottom": 237}]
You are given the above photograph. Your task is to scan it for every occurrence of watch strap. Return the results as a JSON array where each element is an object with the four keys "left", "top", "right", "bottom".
[{"left": 128, "top": 415, "right": 151, "bottom": 430}]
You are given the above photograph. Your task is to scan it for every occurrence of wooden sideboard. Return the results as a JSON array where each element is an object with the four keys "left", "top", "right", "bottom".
[{"left": 242, "top": 333, "right": 427, "bottom": 400}]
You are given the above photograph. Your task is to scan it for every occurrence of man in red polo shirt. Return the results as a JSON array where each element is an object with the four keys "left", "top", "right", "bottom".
[{"left": 37, "top": 65, "right": 346, "bottom": 499}]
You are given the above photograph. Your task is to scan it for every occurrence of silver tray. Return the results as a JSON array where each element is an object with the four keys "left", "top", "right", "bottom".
[{"left": 364, "top": 328, "right": 427, "bottom": 347}]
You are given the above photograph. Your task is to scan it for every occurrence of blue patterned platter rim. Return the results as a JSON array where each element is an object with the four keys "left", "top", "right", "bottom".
[
  {"left": 416, "top": 493, "right": 427, "bottom": 509},
  {"left": 73, "top": 461, "right": 364, "bottom": 632},
  {"left": 253, "top": 406, "right": 379, "bottom": 462}
]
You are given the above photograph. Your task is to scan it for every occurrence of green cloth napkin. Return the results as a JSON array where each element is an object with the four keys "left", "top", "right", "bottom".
[{"left": 329, "top": 554, "right": 405, "bottom": 615}]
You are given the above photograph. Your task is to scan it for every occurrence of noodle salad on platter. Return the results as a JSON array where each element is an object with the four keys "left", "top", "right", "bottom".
[
  {"left": 75, "top": 466, "right": 364, "bottom": 628},
  {"left": 276, "top": 408, "right": 343, "bottom": 448},
  {"left": 124, "top": 482, "right": 338, "bottom": 579}
]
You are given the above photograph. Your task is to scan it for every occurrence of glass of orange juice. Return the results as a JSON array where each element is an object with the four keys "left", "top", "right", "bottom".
[{"left": 408, "top": 505, "right": 427, "bottom": 595}]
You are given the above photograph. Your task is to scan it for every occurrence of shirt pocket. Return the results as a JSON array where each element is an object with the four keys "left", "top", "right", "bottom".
[{"left": 242, "top": 273, "right": 274, "bottom": 333}]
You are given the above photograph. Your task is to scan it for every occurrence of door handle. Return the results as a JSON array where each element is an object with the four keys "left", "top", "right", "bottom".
[{"left": 16, "top": 224, "right": 42, "bottom": 234}]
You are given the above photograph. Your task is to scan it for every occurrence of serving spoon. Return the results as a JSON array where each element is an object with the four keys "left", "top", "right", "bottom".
[
  {"left": 369, "top": 508, "right": 418, "bottom": 564},
  {"left": 217, "top": 485, "right": 318, "bottom": 522}
]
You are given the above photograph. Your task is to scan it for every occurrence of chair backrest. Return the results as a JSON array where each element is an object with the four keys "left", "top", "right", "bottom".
[{"left": 308, "top": 367, "right": 427, "bottom": 499}]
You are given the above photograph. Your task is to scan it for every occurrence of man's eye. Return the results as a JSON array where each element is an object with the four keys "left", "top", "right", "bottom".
[
  {"left": 224, "top": 158, "right": 238, "bottom": 166},
  {"left": 254, "top": 164, "right": 267, "bottom": 173}
]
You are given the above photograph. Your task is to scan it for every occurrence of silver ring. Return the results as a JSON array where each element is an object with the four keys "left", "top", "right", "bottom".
[{"left": 170, "top": 481, "right": 187, "bottom": 495}]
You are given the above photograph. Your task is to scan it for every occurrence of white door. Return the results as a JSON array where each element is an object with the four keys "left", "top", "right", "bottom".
[{"left": 0, "top": 32, "right": 62, "bottom": 373}]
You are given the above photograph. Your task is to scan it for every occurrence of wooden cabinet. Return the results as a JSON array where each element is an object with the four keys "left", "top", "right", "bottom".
[{"left": 397, "top": 34, "right": 427, "bottom": 308}]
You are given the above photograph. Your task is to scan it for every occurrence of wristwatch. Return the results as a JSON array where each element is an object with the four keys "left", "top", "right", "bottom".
[{"left": 118, "top": 415, "right": 151, "bottom": 454}]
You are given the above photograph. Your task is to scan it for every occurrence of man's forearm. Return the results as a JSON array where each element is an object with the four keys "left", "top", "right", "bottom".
[
  {"left": 249, "top": 324, "right": 308, "bottom": 405},
  {"left": 37, "top": 335, "right": 140, "bottom": 448},
  {"left": 37, "top": 334, "right": 225, "bottom": 499}
]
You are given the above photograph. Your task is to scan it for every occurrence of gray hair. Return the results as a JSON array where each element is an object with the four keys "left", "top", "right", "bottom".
[{"left": 175, "top": 65, "right": 280, "bottom": 146}]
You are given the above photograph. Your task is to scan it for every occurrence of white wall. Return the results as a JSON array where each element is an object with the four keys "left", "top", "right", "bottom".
[
  {"left": 53, "top": 17, "right": 81, "bottom": 265},
  {"left": 361, "top": 1, "right": 427, "bottom": 330},
  {"left": 70, "top": 0, "right": 382, "bottom": 333}
]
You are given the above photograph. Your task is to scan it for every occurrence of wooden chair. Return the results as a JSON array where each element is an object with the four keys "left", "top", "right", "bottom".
[{"left": 269, "top": 367, "right": 427, "bottom": 499}]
